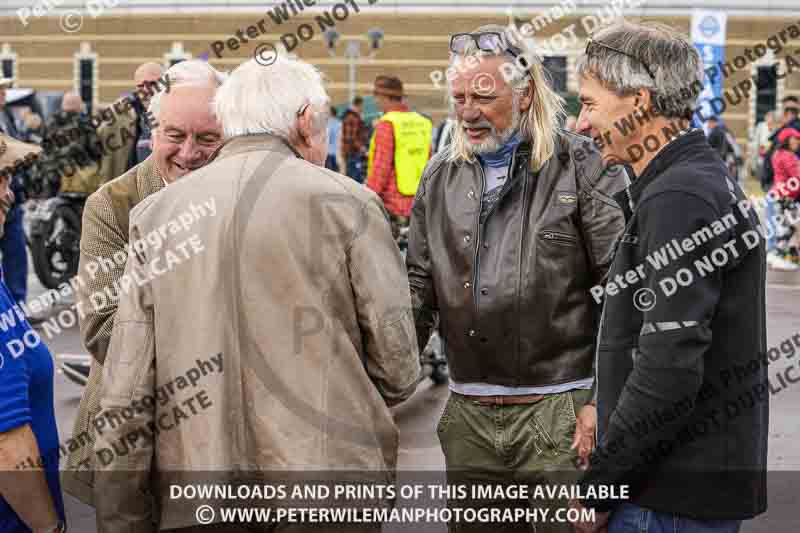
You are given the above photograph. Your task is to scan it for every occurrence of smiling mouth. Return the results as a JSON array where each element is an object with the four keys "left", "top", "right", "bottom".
[
  {"left": 465, "top": 127, "right": 489, "bottom": 138},
  {"left": 173, "top": 161, "right": 200, "bottom": 173}
]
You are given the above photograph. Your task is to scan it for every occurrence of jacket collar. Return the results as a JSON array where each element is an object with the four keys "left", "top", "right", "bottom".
[
  {"left": 624, "top": 129, "right": 706, "bottom": 208},
  {"left": 215, "top": 133, "right": 303, "bottom": 162}
]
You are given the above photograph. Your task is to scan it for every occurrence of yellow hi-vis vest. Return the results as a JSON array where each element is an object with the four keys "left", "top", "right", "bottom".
[{"left": 367, "top": 111, "right": 433, "bottom": 196}]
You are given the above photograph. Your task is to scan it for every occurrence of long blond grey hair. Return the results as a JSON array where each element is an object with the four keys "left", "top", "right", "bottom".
[{"left": 447, "top": 24, "right": 565, "bottom": 171}]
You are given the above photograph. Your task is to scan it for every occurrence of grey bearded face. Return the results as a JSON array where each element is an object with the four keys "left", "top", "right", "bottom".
[{"left": 461, "top": 96, "right": 522, "bottom": 155}]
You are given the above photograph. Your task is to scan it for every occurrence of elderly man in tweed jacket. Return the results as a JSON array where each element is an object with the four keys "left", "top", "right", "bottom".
[{"left": 61, "top": 60, "right": 226, "bottom": 505}]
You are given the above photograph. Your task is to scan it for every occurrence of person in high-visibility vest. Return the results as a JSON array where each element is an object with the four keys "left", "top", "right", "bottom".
[{"left": 366, "top": 75, "right": 433, "bottom": 248}]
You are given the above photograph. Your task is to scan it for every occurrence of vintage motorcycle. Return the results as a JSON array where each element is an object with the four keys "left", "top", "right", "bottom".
[{"left": 25, "top": 191, "right": 85, "bottom": 290}]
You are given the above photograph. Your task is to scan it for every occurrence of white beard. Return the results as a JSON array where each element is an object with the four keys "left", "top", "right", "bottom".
[{"left": 462, "top": 99, "right": 522, "bottom": 156}]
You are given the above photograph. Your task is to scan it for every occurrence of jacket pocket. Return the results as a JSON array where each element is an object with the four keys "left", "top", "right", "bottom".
[{"left": 540, "top": 230, "right": 578, "bottom": 246}]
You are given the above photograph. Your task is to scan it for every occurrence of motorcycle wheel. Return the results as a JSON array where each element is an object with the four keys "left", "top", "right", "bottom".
[{"left": 30, "top": 205, "right": 82, "bottom": 290}]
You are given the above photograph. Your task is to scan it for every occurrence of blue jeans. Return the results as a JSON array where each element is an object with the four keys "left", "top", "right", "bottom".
[
  {"left": 610, "top": 503, "right": 741, "bottom": 533},
  {"left": 346, "top": 154, "right": 366, "bottom": 184},
  {"left": 765, "top": 193, "right": 776, "bottom": 252},
  {"left": 325, "top": 154, "right": 339, "bottom": 172},
  {"left": 0, "top": 205, "right": 28, "bottom": 305}
]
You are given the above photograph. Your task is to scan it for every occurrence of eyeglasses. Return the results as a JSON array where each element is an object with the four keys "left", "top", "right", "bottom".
[
  {"left": 585, "top": 37, "right": 656, "bottom": 82},
  {"left": 450, "top": 32, "right": 534, "bottom": 78}
]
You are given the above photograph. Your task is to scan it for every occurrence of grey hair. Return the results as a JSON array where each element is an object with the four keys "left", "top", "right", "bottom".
[
  {"left": 576, "top": 20, "right": 705, "bottom": 120},
  {"left": 447, "top": 24, "right": 566, "bottom": 171},
  {"left": 148, "top": 60, "right": 228, "bottom": 119},
  {"left": 213, "top": 56, "right": 329, "bottom": 140}
]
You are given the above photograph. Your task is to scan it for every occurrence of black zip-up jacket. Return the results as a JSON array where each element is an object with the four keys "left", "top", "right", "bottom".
[
  {"left": 579, "top": 130, "right": 768, "bottom": 520},
  {"left": 407, "top": 130, "right": 625, "bottom": 386}
]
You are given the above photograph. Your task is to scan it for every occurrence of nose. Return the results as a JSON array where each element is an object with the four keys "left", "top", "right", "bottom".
[
  {"left": 461, "top": 101, "right": 481, "bottom": 123},
  {"left": 177, "top": 137, "right": 200, "bottom": 162},
  {"left": 575, "top": 108, "right": 592, "bottom": 135}
]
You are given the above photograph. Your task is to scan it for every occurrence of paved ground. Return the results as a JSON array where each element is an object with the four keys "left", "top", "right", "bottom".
[{"left": 27, "top": 261, "right": 800, "bottom": 532}]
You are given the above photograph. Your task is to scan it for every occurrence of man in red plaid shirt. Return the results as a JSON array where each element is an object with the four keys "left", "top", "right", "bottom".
[{"left": 366, "top": 75, "right": 433, "bottom": 248}]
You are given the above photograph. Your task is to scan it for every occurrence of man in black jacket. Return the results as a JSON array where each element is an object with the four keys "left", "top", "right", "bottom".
[{"left": 570, "top": 21, "right": 768, "bottom": 533}]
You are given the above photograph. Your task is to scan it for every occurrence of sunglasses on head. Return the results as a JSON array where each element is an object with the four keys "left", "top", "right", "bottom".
[
  {"left": 585, "top": 37, "right": 656, "bottom": 82},
  {"left": 449, "top": 32, "right": 534, "bottom": 79}
]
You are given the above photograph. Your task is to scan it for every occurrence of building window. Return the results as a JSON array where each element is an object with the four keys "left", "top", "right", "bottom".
[
  {"left": 74, "top": 43, "right": 98, "bottom": 115},
  {"left": 0, "top": 44, "right": 17, "bottom": 85},
  {"left": 542, "top": 56, "right": 567, "bottom": 94},
  {"left": 755, "top": 65, "right": 777, "bottom": 124},
  {"left": 78, "top": 59, "right": 95, "bottom": 114},
  {"left": 165, "top": 42, "right": 191, "bottom": 68}
]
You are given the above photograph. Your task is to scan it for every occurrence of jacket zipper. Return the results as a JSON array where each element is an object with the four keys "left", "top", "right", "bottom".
[
  {"left": 541, "top": 230, "right": 577, "bottom": 245},
  {"left": 472, "top": 162, "right": 487, "bottom": 318},
  {"left": 594, "top": 178, "right": 635, "bottom": 442},
  {"left": 515, "top": 151, "right": 528, "bottom": 377}
]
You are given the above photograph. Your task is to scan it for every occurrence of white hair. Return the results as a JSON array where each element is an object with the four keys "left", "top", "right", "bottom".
[
  {"left": 213, "top": 56, "right": 329, "bottom": 140},
  {"left": 148, "top": 60, "right": 228, "bottom": 119}
]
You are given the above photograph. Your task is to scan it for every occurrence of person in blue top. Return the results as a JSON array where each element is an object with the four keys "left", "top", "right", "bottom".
[
  {"left": 325, "top": 105, "right": 341, "bottom": 172},
  {"left": 0, "top": 134, "right": 65, "bottom": 533}
]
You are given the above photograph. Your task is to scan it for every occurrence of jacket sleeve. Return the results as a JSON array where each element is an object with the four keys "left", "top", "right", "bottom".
[
  {"left": 77, "top": 191, "right": 128, "bottom": 365},
  {"left": 94, "top": 226, "right": 157, "bottom": 533},
  {"left": 577, "top": 163, "right": 627, "bottom": 285},
  {"left": 579, "top": 191, "right": 725, "bottom": 512},
  {"left": 406, "top": 161, "right": 438, "bottom": 353},
  {"left": 348, "top": 194, "right": 420, "bottom": 407}
]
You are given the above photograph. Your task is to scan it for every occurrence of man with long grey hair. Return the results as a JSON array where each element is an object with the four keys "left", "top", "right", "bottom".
[
  {"left": 407, "top": 24, "right": 624, "bottom": 532},
  {"left": 570, "top": 21, "right": 767, "bottom": 533},
  {"left": 94, "top": 56, "right": 419, "bottom": 532}
]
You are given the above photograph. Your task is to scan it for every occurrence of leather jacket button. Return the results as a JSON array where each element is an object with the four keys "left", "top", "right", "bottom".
[
  {"left": 468, "top": 329, "right": 476, "bottom": 337},
  {"left": 464, "top": 234, "right": 471, "bottom": 243},
  {"left": 467, "top": 190, "right": 476, "bottom": 200},
  {"left": 480, "top": 288, "right": 488, "bottom": 295},
  {"left": 483, "top": 243, "right": 488, "bottom": 249},
  {"left": 464, "top": 281, "right": 471, "bottom": 289}
]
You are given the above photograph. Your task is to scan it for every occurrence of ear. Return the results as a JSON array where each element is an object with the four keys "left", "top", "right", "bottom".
[
  {"left": 296, "top": 105, "right": 315, "bottom": 147},
  {"left": 519, "top": 80, "right": 534, "bottom": 112},
  {"left": 636, "top": 88, "right": 652, "bottom": 109}
]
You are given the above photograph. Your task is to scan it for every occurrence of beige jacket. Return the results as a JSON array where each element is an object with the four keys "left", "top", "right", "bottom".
[
  {"left": 61, "top": 156, "right": 164, "bottom": 505},
  {"left": 94, "top": 134, "right": 420, "bottom": 531}
]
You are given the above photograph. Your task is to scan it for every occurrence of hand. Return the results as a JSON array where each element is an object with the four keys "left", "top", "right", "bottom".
[
  {"left": 569, "top": 499, "right": 609, "bottom": 533},
  {"left": 571, "top": 403, "right": 597, "bottom": 469}
]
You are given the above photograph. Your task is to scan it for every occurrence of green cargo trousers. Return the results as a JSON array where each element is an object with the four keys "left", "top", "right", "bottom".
[{"left": 437, "top": 389, "right": 593, "bottom": 533}]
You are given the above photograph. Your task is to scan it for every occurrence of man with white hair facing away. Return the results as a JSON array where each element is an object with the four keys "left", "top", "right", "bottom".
[
  {"left": 94, "top": 56, "right": 419, "bottom": 532},
  {"left": 407, "top": 24, "right": 625, "bottom": 532},
  {"left": 61, "top": 59, "right": 226, "bottom": 508}
]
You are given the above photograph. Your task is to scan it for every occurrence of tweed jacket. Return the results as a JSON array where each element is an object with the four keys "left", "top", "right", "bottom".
[
  {"left": 93, "top": 134, "right": 420, "bottom": 531},
  {"left": 60, "top": 156, "right": 163, "bottom": 505}
]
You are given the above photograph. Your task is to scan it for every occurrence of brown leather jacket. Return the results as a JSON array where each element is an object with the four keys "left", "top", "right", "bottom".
[{"left": 407, "top": 130, "right": 625, "bottom": 386}]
